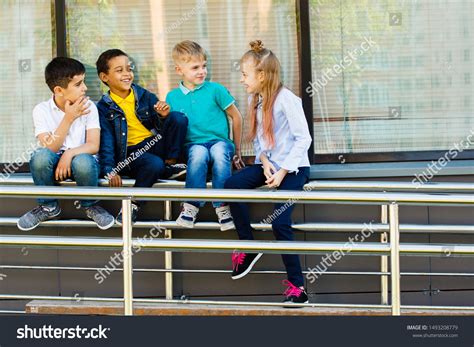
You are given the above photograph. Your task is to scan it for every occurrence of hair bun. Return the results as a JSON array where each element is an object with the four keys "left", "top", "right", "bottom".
[{"left": 249, "top": 40, "right": 264, "bottom": 53}]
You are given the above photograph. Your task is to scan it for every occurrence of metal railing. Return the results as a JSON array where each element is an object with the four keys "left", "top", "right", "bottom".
[{"left": 0, "top": 183, "right": 473, "bottom": 316}]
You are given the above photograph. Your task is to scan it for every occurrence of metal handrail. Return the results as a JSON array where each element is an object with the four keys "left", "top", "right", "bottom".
[
  {"left": 2, "top": 176, "right": 474, "bottom": 192},
  {"left": 1, "top": 185, "right": 473, "bottom": 205},
  {"left": 1, "top": 218, "right": 473, "bottom": 234},
  {"left": 2, "top": 265, "right": 474, "bottom": 277},
  {"left": 0, "top": 185, "right": 473, "bottom": 316}
]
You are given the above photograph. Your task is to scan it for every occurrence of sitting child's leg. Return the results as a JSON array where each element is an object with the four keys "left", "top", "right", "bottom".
[
  {"left": 160, "top": 111, "right": 188, "bottom": 163},
  {"left": 209, "top": 141, "right": 235, "bottom": 231},
  {"left": 30, "top": 148, "right": 61, "bottom": 207},
  {"left": 271, "top": 167, "right": 310, "bottom": 304},
  {"left": 224, "top": 165, "right": 267, "bottom": 279},
  {"left": 154, "top": 112, "right": 188, "bottom": 180},
  {"left": 116, "top": 147, "right": 166, "bottom": 225},
  {"left": 71, "top": 153, "right": 114, "bottom": 230},
  {"left": 17, "top": 148, "right": 61, "bottom": 231},
  {"left": 176, "top": 144, "right": 209, "bottom": 228}
]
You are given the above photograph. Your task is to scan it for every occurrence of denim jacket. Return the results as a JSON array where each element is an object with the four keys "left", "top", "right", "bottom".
[{"left": 96, "top": 83, "right": 163, "bottom": 176}]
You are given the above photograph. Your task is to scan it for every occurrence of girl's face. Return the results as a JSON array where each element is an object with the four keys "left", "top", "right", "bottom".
[{"left": 240, "top": 58, "right": 263, "bottom": 94}]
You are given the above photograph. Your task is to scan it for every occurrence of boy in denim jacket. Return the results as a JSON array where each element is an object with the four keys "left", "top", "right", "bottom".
[{"left": 96, "top": 49, "right": 188, "bottom": 224}]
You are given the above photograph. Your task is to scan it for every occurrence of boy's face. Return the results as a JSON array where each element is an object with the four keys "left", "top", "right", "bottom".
[
  {"left": 100, "top": 55, "right": 134, "bottom": 94},
  {"left": 175, "top": 57, "right": 207, "bottom": 87},
  {"left": 240, "top": 59, "right": 263, "bottom": 94},
  {"left": 56, "top": 74, "right": 87, "bottom": 103}
]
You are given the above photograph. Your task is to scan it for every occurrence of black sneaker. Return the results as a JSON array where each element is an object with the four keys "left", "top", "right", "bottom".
[
  {"left": 116, "top": 203, "right": 139, "bottom": 225},
  {"left": 164, "top": 163, "right": 187, "bottom": 181},
  {"left": 17, "top": 204, "right": 61, "bottom": 231},
  {"left": 231, "top": 251, "right": 263, "bottom": 280},
  {"left": 84, "top": 205, "right": 115, "bottom": 230},
  {"left": 282, "top": 280, "right": 309, "bottom": 305}
]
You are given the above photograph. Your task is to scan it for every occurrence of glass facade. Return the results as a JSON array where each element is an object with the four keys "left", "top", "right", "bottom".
[
  {"left": 65, "top": 0, "right": 299, "bottom": 156},
  {"left": 0, "top": 0, "right": 53, "bottom": 162},
  {"left": 0, "top": 0, "right": 472, "bottom": 164},
  {"left": 310, "top": 0, "right": 474, "bottom": 155}
]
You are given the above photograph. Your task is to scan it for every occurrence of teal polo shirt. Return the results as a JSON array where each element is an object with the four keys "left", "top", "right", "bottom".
[{"left": 166, "top": 81, "right": 235, "bottom": 146}]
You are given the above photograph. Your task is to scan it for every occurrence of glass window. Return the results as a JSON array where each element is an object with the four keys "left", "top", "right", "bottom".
[
  {"left": 65, "top": 0, "right": 300, "bottom": 156},
  {"left": 0, "top": 0, "right": 53, "bottom": 163},
  {"left": 309, "top": 0, "right": 474, "bottom": 155}
]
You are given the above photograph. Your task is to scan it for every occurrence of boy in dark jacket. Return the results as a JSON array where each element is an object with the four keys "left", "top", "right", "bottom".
[{"left": 96, "top": 49, "right": 187, "bottom": 224}]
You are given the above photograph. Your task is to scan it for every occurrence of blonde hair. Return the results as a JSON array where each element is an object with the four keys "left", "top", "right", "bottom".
[
  {"left": 241, "top": 40, "right": 282, "bottom": 148},
  {"left": 172, "top": 40, "right": 207, "bottom": 64}
]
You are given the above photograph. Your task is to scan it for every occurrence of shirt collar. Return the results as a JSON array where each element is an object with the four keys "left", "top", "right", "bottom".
[
  {"left": 49, "top": 96, "right": 64, "bottom": 113},
  {"left": 179, "top": 81, "right": 206, "bottom": 95}
]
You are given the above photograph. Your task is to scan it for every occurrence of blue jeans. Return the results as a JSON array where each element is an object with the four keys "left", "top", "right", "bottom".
[
  {"left": 224, "top": 165, "right": 310, "bottom": 287},
  {"left": 30, "top": 148, "right": 99, "bottom": 208},
  {"left": 185, "top": 141, "right": 234, "bottom": 208}
]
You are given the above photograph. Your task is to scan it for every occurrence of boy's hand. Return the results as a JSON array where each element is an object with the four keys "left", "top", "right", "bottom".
[
  {"left": 55, "top": 150, "right": 73, "bottom": 181},
  {"left": 232, "top": 151, "right": 245, "bottom": 170},
  {"left": 107, "top": 173, "right": 122, "bottom": 187},
  {"left": 64, "top": 96, "right": 91, "bottom": 123},
  {"left": 154, "top": 101, "right": 170, "bottom": 117},
  {"left": 266, "top": 169, "right": 288, "bottom": 188}
]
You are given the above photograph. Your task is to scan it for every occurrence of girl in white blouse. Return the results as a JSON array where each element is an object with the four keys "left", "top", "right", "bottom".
[{"left": 225, "top": 40, "right": 312, "bottom": 304}]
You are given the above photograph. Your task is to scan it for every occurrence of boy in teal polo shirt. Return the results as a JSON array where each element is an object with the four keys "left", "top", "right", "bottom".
[{"left": 166, "top": 40, "right": 244, "bottom": 231}]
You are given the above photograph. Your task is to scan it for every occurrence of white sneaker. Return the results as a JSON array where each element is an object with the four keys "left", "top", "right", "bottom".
[
  {"left": 215, "top": 205, "right": 235, "bottom": 231},
  {"left": 176, "top": 203, "right": 199, "bottom": 228}
]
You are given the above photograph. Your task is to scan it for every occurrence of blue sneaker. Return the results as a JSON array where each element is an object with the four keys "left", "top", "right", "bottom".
[
  {"left": 116, "top": 203, "right": 140, "bottom": 225},
  {"left": 164, "top": 163, "right": 187, "bottom": 181}
]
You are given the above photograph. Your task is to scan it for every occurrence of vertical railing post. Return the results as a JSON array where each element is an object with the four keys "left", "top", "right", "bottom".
[
  {"left": 389, "top": 202, "right": 401, "bottom": 316},
  {"left": 122, "top": 199, "right": 134, "bottom": 315},
  {"left": 164, "top": 200, "right": 173, "bottom": 300},
  {"left": 380, "top": 204, "right": 389, "bottom": 305}
]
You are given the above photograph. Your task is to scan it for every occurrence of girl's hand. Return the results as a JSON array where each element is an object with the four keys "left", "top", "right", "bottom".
[
  {"left": 266, "top": 168, "right": 288, "bottom": 188},
  {"left": 154, "top": 101, "right": 170, "bottom": 117},
  {"left": 262, "top": 160, "right": 277, "bottom": 180}
]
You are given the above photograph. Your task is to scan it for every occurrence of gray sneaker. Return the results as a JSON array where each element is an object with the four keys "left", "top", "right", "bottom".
[
  {"left": 84, "top": 205, "right": 115, "bottom": 230},
  {"left": 17, "top": 205, "right": 61, "bottom": 231}
]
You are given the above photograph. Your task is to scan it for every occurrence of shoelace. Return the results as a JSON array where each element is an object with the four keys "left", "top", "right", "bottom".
[
  {"left": 232, "top": 251, "right": 246, "bottom": 271},
  {"left": 218, "top": 207, "right": 232, "bottom": 220},
  {"left": 282, "top": 280, "right": 303, "bottom": 297},
  {"left": 31, "top": 205, "right": 53, "bottom": 218},
  {"left": 118, "top": 203, "right": 139, "bottom": 216},
  {"left": 182, "top": 205, "right": 196, "bottom": 217}
]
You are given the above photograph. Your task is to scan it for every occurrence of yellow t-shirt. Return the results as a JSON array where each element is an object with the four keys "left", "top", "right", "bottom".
[{"left": 110, "top": 90, "right": 153, "bottom": 146}]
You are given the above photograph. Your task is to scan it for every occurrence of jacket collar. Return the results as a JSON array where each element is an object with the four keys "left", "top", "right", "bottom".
[{"left": 102, "top": 83, "right": 144, "bottom": 110}]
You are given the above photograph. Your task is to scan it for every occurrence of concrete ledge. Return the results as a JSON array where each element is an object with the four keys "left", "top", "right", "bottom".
[
  {"left": 25, "top": 300, "right": 474, "bottom": 316},
  {"left": 311, "top": 160, "right": 474, "bottom": 179}
]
